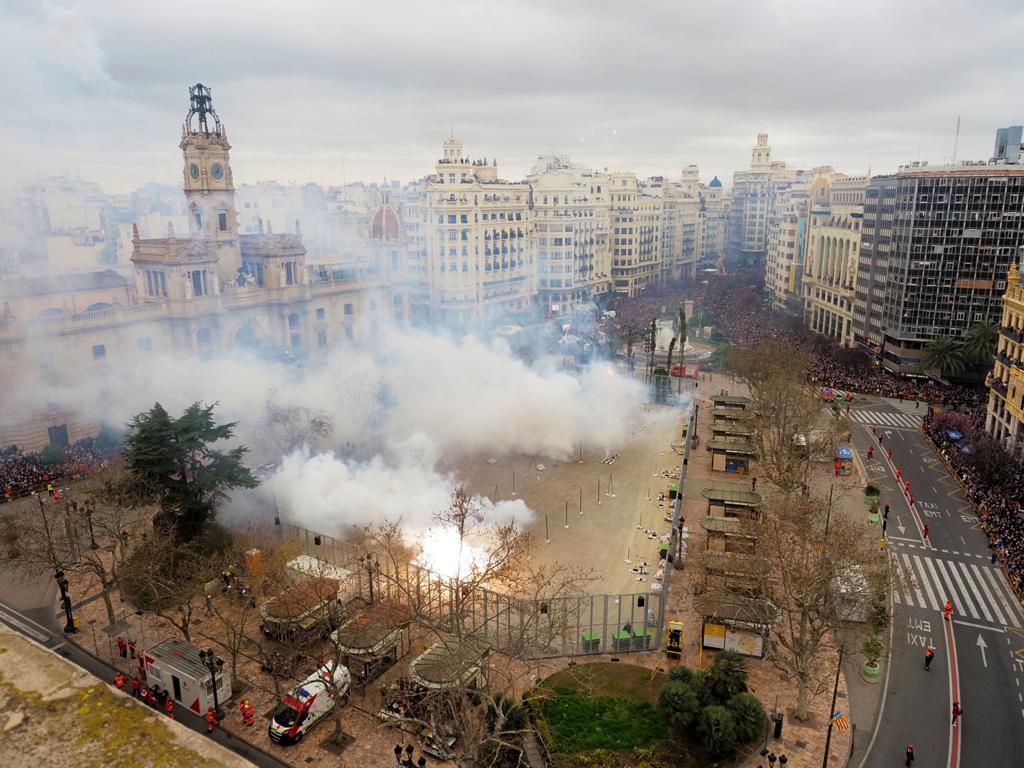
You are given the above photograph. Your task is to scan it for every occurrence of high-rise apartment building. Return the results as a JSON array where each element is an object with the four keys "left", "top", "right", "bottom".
[
  {"left": 763, "top": 173, "right": 812, "bottom": 315},
  {"left": 526, "top": 157, "right": 611, "bottom": 319},
  {"left": 854, "top": 163, "right": 1024, "bottom": 373},
  {"left": 642, "top": 170, "right": 701, "bottom": 286},
  {"left": 727, "top": 133, "right": 798, "bottom": 266},
  {"left": 699, "top": 177, "right": 728, "bottom": 267},
  {"left": 801, "top": 173, "right": 867, "bottom": 346},
  {"left": 993, "top": 126, "right": 1023, "bottom": 164},
  {"left": 609, "top": 173, "right": 663, "bottom": 296},
  {"left": 985, "top": 261, "right": 1024, "bottom": 456},
  {"left": 411, "top": 137, "right": 536, "bottom": 326}
]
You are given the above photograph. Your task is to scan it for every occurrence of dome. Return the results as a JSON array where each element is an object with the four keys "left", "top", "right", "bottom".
[
  {"left": 708, "top": 176, "right": 722, "bottom": 188},
  {"left": 370, "top": 205, "right": 402, "bottom": 240}
]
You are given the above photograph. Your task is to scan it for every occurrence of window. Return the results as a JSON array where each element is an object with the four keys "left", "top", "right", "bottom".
[
  {"left": 344, "top": 303, "right": 354, "bottom": 315},
  {"left": 460, "top": 214, "right": 468, "bottom": 223},
  {"left": 448, "top": 215, "right": 457, "bottom": 224},
  {"left": 194, "top": 212, "right": 202, "bottom": 230},
  {"left": 285, "top": 262, "right": 295, "bottom": 286},
  {"left": 218, "top": 213, "right": 227, "bottom": 231},
  {"left": 316, "top": 307, "right": 325, "bottom": 320},
  {"left": 92, "top": 344, "right": 106, "bottom": 360},
  {"left": 318, "top": 329, "right": 327, "bottom": 348}
]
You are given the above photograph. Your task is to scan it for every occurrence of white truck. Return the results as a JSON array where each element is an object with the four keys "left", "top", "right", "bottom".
[{"left": 268, "top": 662, "right": 351, "bottom": 745}]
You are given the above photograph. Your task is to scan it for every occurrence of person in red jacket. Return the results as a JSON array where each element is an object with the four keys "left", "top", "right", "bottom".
[
  {"left": 905, "top": 744, "right": 915, "bottom": 765},
  {"left": 944, "top": 599, "right": 954, "bottom": 621},
  {"left": 206, "top": 706, "right": 219, "bottom": 734},
  {"left": 131, "top": 676, "right": 141, "bottom": 697},
  {"left": 952, "top": 700, "right": 963, "bottom": 726},
  {"left": 113, "top": 672, "right": 126, "bottom": 691},
  {"left": 165, "top": 698, "right": 175, "bottom": 720}
]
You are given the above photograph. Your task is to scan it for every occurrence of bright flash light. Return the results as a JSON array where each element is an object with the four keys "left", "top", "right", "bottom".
[{"left": 416, "top": 527, "right": 486, "bottom": 581}]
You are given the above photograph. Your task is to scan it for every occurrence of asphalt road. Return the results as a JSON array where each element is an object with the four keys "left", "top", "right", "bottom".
[
  {"left": 0, "top": 568, "right": 286, "bottom": 768},
  {"left": 849, "top": 399, "right": 1024, "bottom": 768}
]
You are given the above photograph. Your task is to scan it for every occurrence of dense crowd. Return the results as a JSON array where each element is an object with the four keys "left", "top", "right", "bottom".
[
  {"left": 925, "top": 412, "right": 1024, "bottom": 595},
  {"left": 1, "top": 438, "right": 114, "bottom": 501},
  {"left": 691, "top": 271, "right": 987, "bottom": 408}
]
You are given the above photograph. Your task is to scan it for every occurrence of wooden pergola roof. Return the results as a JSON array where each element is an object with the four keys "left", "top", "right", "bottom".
[
  {"left": 707, "top": 439, "right": 758, "bottom": 455},
  {"left": 700, "top": 488, "right": 762, "bottom": 506},
  {"left": 711, "top": 394, "right": 750, "bottom": 406},
  {"left": 409, "top": 635, "right": 491, "bottom": 691}
]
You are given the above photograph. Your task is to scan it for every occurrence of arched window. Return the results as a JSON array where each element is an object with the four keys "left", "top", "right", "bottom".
[{"left": 84, "top": 302, "right": 112, "bottom": 313}]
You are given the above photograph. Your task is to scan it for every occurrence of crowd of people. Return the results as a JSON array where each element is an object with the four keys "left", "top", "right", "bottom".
[
  {"left": 1, "top": 437, "right": 114, "bottom": 501},
  {"left": 690, "top": 271, "right": 987, "bottom": 408},
  {"left": 926, "top": 412, "right": 1024, "bottom": 596}
]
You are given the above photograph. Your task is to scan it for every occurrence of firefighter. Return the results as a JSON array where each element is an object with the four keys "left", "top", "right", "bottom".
[
  {"left": 924, "top": 646, "right": 935, "bottom": 671},
  {"left": 127, "top": 638, "right": 137, "bottom": 659},
  {"left": 116, "top": 636, "right": 127, "bottom": 658},
  {"left": 146, "top": 688, "right": 157, "bottom": 708},
  {"left": 944, "top": 599, "right": 954, "bottom": 621},
  {"left": 867, "top": 445, "right": 873, "bottom": 460},
  {"left": 139, "top": 684, "right": 150, "bottom": 703},
  {"left": 242, "top": 699, "right": 255, "bottom": 727},
  {"left": 165, "top": 697, "right": 175, "bottom": 720},
  {"left": 206, "top": 706, "right": 219, "bottom": 734},
  {"left": 131, "top": 675, "right": 141, "bottom": 697},
  {"left": 951, "top": 700, "right": 962, "bottom": 727},
  {"left": 113, "top": 672, "right": 126, "bottom": 691}
]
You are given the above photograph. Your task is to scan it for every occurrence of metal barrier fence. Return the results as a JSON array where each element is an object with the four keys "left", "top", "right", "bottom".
[{"left": 261, "top": 519, "right": 666, "bottom": 658}]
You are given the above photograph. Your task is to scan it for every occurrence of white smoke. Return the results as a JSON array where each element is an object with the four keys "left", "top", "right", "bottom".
[{"left": 8, "top": 324, "right": 645, "bottom": 534}]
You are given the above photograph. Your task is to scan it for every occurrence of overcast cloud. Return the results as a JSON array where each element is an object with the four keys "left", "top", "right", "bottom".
[{"left": 3, "top": 0, "right": 1023, "bottom": 192}]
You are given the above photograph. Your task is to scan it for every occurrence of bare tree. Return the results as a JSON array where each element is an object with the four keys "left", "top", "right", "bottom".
[
  {"left": 752, "top": 491, "right": 884, "bottom": 720},
  {"left": 260, "top": 397, "right": 335, "bottom": 458},
  {"left": 727, "top": 340, "right": 849, "bottom": 491},
  {"left": 0, "top": 469, "right": 148, "bottom": 626},
  {"left": 368, "top": 489, "right": 594, "bottom": 768}
]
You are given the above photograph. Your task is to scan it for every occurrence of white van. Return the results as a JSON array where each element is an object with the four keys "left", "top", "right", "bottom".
[{"left": 268, "top": 662, "right": 351, "bottom": 745}]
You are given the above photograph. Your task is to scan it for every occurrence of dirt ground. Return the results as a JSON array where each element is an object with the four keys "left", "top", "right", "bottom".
[{"left": 449, "top": 399, "right": 690, "bottom": 596}]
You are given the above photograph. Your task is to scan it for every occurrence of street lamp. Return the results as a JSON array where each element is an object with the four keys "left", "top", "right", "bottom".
[
  {"left": 33, "top": 493, "right": 77, "bottom": 634},
  {"left": 360, "top": 554, "right": 380, "bottom": 603},
  {"left": 75, "top": 499, "right": 99, "bottom": 550},
  {"left": 198, "top": 648, "right": 225, "bottom": 720}
]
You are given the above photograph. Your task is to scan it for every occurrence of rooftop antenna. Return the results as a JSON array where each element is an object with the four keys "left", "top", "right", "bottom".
[{"left": 952, "top": 115, "right": 961, "bottom": 165}]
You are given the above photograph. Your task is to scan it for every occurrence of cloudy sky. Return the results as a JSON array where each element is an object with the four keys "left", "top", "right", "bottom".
[{"left": 3, "top": 0, "right": 1023, "bottom": 193}]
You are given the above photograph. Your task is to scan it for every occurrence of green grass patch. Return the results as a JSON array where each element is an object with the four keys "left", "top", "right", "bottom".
[
  {"left": 530, "top": 663, "right": 668, "bottom": 753},
  {"left": 532, "top": 687, "right": 663, "bottom": 752}
]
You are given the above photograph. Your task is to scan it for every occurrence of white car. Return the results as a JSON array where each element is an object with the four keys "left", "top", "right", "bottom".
[{"left": 268, "top": 662, "right": 350, "bottom": 745}]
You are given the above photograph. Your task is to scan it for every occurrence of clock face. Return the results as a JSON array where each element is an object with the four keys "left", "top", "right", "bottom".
[
  {"left": 210, "top": 163, "right": 225, "bottom": 181},
  {"left": 189, "top": 163, "right": 200, "bottom": 181}
]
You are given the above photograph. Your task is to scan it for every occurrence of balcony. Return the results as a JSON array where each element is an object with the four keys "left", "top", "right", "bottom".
[
  {"left": 1002, "top": 325, "right": 1024, "bottom": 344},
  {"left": 989, "top": 376, "right": 1009, "bottom": 398}
]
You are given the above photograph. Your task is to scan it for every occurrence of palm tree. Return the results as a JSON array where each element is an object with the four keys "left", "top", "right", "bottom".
[
  {"left": 921, "top": 336, "right": 967, "bottom": 378},
  {"left": 666, "top": 337, "right": 677, "bottom": 374},
  {"left": 963, "top": 321, "right": 999, "bottom": 362}
]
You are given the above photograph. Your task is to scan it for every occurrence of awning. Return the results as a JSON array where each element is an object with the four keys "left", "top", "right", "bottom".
[
  {"left": 409, "top": 636, "right": 491, "bottom": 691},
  {"left": 699, "top": 517, "right": 755, "bottom": 536},
  {"left": 707, "top": 439, "right": 757, "bottom": 455},
  {"left": 700, "top": 488, "right": 762, "bottom": 507},
  {"left": 711, "top": 395, "right": 750, "bottom": 406}
]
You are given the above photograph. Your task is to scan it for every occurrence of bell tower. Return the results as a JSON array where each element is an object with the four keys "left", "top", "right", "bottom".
[{"left": 180, "top": 83, "right": 240, "bottom": 281}]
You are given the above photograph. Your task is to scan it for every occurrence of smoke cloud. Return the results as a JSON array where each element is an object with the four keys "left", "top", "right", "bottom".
[{"left": 9, "top": 323, "right": 645, "bottom": 535}]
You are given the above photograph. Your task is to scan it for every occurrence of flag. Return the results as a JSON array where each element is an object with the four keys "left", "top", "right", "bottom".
[{"left": 831, "top": 711, "right": 850, "bottom": 731}]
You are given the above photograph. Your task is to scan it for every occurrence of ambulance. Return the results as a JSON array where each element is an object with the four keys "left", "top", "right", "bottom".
[{"left": 268, "top": 662, "right": 351, "bottom": 745}]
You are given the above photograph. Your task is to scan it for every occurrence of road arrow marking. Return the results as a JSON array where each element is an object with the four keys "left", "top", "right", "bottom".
[
  {"left": 896, "top": 516, "right": 906, "bottom": 535},
  {"left": 977, "top": 634, "right": 988, "bottom": 668}
]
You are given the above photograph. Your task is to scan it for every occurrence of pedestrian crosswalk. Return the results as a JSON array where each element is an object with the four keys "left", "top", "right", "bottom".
[
  {"left": 892, "top": 552, "right": 1024, "bottom": 626},
  {"left": 848, "top": 409, "right": 923, "bottom": 430}
]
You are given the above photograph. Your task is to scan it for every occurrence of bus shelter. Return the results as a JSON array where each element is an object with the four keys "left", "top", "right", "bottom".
[
  {"left": 711, "top": 423, "right": 755, "bottom": 440},
  {"left": 700, "top": 487, "right": 762, "bottom": 520},
  {"left": 711, "top": 394, "right": 750, "bottom": 409},
  {"left": 708, "top": 439, "right": 757, "bottom": 474}
]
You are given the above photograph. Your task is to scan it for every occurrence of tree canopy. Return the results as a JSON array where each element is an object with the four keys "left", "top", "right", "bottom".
[{"left": 124, "top": 401, "right": 257, "bottom": 543}]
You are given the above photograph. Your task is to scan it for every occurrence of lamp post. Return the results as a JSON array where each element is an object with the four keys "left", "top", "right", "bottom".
[
  {"left": 821, "top": 644, "right": 845, "bottom": 768},
  {"left": 360, "top": 554, "right": 380, "bottom": 603},
  {"left": 33, "top": 493, "right": 77, "bottom": 633},
  {"left": 198, "top": 648, "right": 225, "bottom": 720},
  {"left": 78, "top": 500, "right": 99, "bottom": 550}
]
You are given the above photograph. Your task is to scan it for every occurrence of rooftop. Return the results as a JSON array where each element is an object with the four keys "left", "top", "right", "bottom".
[
  {"left": 700, "top": 487, "right": 763, "bottom": 506},
  {"left": 0, "top": 269, "right": 127, "bottom": 298}
]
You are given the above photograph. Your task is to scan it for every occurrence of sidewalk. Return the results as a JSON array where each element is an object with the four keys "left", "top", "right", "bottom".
[{"left": 661, "top": 371, "right": 854, "bottom": 767}]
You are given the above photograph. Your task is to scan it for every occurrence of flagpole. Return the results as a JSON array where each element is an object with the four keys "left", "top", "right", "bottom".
[{"left": 821, "top": 644, "right": 844, "bottom": 768}]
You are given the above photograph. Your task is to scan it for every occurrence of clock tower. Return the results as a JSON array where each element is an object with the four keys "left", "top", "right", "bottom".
[{"left": 180, "top": 83, "right": 241, "bottom": 281}]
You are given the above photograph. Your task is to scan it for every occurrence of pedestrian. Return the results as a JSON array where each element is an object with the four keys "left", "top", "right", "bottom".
[
  {"left": 139, "top": 684, "right": 149, "bottom": 703},
  {"left": 751, "top": 476, "right": 757, "bottom": 491},
  {"left": 904, "top": 479, "right": 911, "bottom": 494},
  {"left": 206, "top": 706, "right": 219, "bottom": 734},
  {"left": 846, "top": 403, "right": 851, "bottom": 415},
  {"left": 924, "top": 646, "right": 935, "bottom": 671},
  {"left": 165, "top": 697, "right": 175, "bottom": 719},
  {"left": 205, "top": 593, "right": 214, "bottom": 616},
  {"left": 944, "top": 599, "right": 953, "bottom": 621},
  {"left": 116, "top": 636, "right": 127, "bottom": 659},
  {"left": 952, "top": 700, "right": 962, "bottom": 726},
  {"left": 243, "top": 700, "right": 255, "bottom": 727},
  {"left": 905, "top": 744, "right": 915, "bottom": 765},
  {"left": 888, "top": 447, "right": 893, "bottom": 459},
  {"left": 880, "top": 537, "right": 887, "bottom": 551},
  {"left": 114, "top": 672, "right": 126, "bottom": 691},
  {"left": 146, "top": 688, "right": 157, "bottom": 708},
  {"left": 127, "top": 638, "right": 136, "bottom": 659},
  {"left": 867, "top": 445, "right": 874, "bottom": 460},
  {"left": 879, "top": 433, "right": 885, "bottom": 445},
  {"left": 131, "top": 675, "right": 141, "bottom": 697},
  {"left": 884, "top": 503, "right": 890, "bottom": 520},
  {"left": 896, "top": 468, "right": 902, "bottom": 481},
  {"left": 834, "top": 458, "right": 840, "bottom": 476},
  {"left": 922, "top": 524, "right": 929, "bottom": 540},
  {"left": 882, "top": 518, "right": 888, "bottom": 535},
  {"left": 910, "top": 493, "right": 916, "bottom": 506}
]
